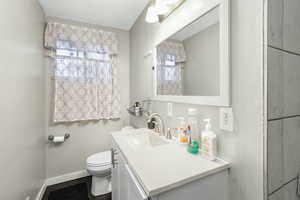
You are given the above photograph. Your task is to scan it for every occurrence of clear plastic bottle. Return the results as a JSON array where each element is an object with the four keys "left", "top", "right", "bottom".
[
  {"left": 177, "top": 117, "right": 188, "bottom": 145},
  {"left": 187, "top": 108, "right": 200, "bottom": 142}
]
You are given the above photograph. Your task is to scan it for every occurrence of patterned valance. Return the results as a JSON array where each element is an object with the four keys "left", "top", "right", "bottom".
[
  {"left": 44, "top": 22, "right": 118, "bottom": 54},
  {"left": 157, "top": 40, "right": 186, "bottom": 63}
]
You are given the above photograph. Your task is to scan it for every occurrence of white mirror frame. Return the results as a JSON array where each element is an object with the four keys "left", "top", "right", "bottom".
[{"left": 152, "top": 0, "right": 230, "bottom": 106}]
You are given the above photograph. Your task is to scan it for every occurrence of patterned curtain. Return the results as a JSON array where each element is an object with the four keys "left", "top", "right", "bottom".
[
  {"left": 157, "top": 40, "right": 186, "bottom": 95},
  {"left": 45, "top": 22, "right": 121, "bottom": 122}
]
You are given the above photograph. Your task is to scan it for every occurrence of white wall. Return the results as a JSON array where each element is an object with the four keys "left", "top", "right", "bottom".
[
  {"left": 0, "top": 0, "right": 46, "bottom": 199},
  {"left": 45, "top": 17, "right": 130, "bottom": 178},
  {"left": 183, "top": 23, "right": 220, "bottom": 96},
  {"left": 129, "top": 0, "right": 265, "bottom": 200}
]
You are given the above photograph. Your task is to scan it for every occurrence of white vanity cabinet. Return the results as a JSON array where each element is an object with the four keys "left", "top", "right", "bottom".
[{"left": 111, "top": 137, "right": 229, "bottom": 200}]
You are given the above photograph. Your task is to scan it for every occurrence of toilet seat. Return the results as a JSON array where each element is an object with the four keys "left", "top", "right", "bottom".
[{"left": 87, "top": 151, "right": 111, "bottom": 167}]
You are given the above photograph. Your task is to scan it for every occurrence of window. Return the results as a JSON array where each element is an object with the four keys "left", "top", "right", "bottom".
[
  {"left": 164, "top": 67, "right": 178, "bottom": 81},
  {"left": 44, "top": 22, "right": 121, "bottom": 122},
  {"left": 162, "top": 54, "right": 179, "bottom": 81},
  {"left": 156, "top": 40, "right": 186, "bottom": 95},
  {"left": 55, "top": 41, "right": 112, "bottom": 83},
  {"left": 164, "top": 54, "right": 176, "bottom": 66}
]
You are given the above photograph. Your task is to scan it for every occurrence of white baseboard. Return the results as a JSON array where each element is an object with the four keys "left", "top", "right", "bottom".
[
  {"left": 45, "top": 170, "right": 89, "bottom": 186},
  {"left": 35, "top": 170, "right": 89, "bottom": 200}
]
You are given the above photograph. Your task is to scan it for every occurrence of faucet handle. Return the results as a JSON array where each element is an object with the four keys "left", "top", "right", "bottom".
[
  {"left": 147, "top": 118, "right": 156, "bottom": 129},
  {"left": 166, "top": 128, "right": 172, "bottom": 140},
  {"left": 154, "top": 122, "right": 160, "bottom": 134}
]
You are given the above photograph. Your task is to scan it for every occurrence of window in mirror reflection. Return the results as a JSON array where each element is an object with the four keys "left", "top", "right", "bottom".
[
  {"left": 157, "top": 41, "right": 185, "bottom": 95},
  {"left": 156, "top": 6, "right": 220, "bottom": 96}
]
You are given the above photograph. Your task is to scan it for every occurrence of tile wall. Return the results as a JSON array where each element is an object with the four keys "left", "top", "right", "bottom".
[{"left": 268, "top": 0, "right": 300, "bottom": 199}]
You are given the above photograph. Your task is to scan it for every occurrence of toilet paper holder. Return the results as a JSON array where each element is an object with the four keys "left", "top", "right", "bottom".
[{"left": 48, "top": 133, "right": 70, "bottom": 142}]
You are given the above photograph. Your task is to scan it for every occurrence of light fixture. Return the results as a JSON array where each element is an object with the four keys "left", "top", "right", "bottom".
[
  {"left": 145, "top": 0, "right": 185, "bottom": 23},
  {"left": 165, "top": 0, "right": 180, "bottom": 5},
  {"left": 154, "top": 0, "right": 170, "bottom": 15},
  {"left": 145, "top": 6, "right": 159, "bottom": 23}
]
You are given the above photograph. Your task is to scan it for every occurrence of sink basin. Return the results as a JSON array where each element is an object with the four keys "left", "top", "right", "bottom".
[
  {"left": 126, "top": 131, "right": 169, "bottom": 148},
  {"left": 148, "top": 134, "right": 169, "bottom": 146}
]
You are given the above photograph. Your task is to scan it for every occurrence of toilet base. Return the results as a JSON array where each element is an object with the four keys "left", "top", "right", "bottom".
[{"left": 91, "top": 175, "right": 111, "bottom": 196}]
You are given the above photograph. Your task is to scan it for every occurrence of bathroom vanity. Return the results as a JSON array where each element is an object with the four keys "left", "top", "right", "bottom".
[{"left": 111, "top": 128, "right": 230, "bottom": 200}]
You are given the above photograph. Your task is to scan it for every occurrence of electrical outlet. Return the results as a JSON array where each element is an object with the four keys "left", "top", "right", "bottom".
[
  {"left": 220, "top": 107, "right": 233, "bottom": 132},
  {"left": 167, "top": 103, "right": 173, "bottom": 117}
]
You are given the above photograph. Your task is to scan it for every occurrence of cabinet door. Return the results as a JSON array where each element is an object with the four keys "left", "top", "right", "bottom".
[
  {"left": 111, "top": 149, "right": 119, "bottom": 200},
  {"left": 112, "top": 142, "right": 122, "bottom": 200},
  {"left": 118, "top": 152, "right": 129, "bottom": 200},
  {"left": 125, "top": 164, "right": 148, "bottom": 200},
  {"left": 112, "top": 141, "right": 148, "bottom": 200}
]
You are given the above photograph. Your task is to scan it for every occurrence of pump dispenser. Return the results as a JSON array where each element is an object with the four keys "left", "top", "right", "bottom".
[{"left": 201, "top": 119, "right": 217, "bottom": 160}]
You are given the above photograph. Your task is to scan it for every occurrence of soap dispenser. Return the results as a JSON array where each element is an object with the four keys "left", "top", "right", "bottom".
[{"left": 201, "top": 119, "right": 217, "bottom": 160}]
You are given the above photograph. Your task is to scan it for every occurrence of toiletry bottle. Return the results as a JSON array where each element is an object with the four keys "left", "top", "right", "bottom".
[
  {"left": 187, "top": 125, "right": 192, "bottom": 145},
  {"left": 187, "top": 124, "right": 200, "bottom": 154},
  {"left": 187, "top": 108, "right": 200, "bottom": 142},
  {"left": 177, "top": 117, "right": 188, "bottom": 145},
  {"left": 179, "top": 128, "right": 189, "bottom": 145},
  {"left": 201, "top": 119, "right": 217, "bottom": 160}
]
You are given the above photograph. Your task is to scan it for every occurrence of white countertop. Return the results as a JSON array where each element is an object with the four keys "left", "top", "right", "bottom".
[{"left": 111, "top": 128, "right": 230, "bottom": 196}]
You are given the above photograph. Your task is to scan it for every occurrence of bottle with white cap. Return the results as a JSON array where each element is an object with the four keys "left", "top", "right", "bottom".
[
  {"left": 187, "top": 108, "right": 200, "bottom": 143},
  {"left": 201, "top": 119, "right": 217, "bottom": 160}
]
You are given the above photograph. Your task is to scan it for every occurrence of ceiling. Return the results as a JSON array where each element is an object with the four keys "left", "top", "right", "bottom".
[{"left": 39, "top": 0, "right": 149, "bottom": 30}]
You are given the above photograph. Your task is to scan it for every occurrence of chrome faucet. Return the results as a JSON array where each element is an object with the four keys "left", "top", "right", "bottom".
[{"left": 147, "top": 113, "right": 165, "bottom": 137}]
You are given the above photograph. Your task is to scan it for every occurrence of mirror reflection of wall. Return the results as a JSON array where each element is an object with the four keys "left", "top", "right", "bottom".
[{"left": 156, "top": 6, "right": 220, "bottom": 96}]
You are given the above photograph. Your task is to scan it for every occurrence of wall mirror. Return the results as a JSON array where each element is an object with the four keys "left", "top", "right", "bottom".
[{"left": 153, "top": 0, "right": 230, "bottom": 106}]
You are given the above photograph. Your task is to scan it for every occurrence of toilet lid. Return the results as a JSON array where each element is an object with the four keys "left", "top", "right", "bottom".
[{"left": 87, "top": 151, "right": 111, "bottom": 167}]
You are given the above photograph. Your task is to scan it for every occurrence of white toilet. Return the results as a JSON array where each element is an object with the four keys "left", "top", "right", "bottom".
[{"left": 86, "top": 151, "right": 112, "bottom": 196}]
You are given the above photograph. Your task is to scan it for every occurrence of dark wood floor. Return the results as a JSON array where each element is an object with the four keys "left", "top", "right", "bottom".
[{"left": 42, "top": 176, "right": 111, "bottom": 200}]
